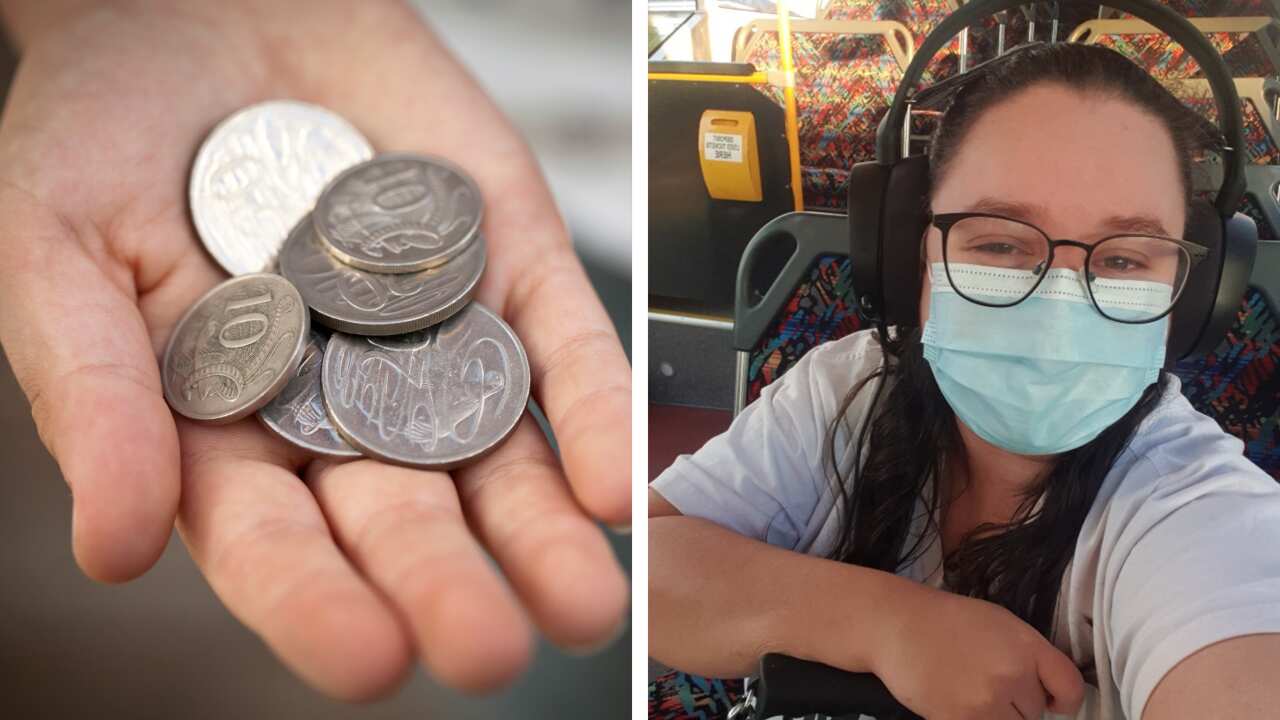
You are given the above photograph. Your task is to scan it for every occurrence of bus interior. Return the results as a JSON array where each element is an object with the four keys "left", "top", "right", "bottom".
[{"left": 648, "top": 1, "right": 1280, "bottom": 717}]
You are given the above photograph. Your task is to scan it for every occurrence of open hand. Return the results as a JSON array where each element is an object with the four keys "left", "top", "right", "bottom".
[{"left": 0, "top": 0, "right": 630, "bottom": 698}]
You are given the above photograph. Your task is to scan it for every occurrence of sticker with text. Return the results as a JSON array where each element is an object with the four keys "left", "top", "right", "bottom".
[{"left": 704, "top": 133, "right": 744, "bottom": 163}]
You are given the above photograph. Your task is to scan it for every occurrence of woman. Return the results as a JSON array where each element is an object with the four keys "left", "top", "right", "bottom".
[{"left": 649, "top": 43, "right": 1280, "bottom": 719}]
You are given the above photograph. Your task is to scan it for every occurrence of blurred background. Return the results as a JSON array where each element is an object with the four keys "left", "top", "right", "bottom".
[{"left": 0, "top": 1, "right": 631, "bottom": 718}]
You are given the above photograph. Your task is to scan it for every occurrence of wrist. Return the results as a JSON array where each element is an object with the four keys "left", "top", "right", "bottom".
[
  {"left": 860, "top": 573, "right": 932, "bottom": 677},
  {"left": 761, "top": 560, "right": 926, "bottom": 674}
]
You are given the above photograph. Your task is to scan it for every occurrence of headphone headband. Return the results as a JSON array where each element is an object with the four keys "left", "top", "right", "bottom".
[{"left": 875, "top": 0, "right": 1246, "bottom": 217}]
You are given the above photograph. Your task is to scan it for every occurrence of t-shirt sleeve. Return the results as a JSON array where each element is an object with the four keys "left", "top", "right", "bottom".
[
  {"left": 650, "top": 332, "right": 882, "bottom": 550},
  {"left": 1100, "top": 431, "right": 1280, "bottom": 720}
]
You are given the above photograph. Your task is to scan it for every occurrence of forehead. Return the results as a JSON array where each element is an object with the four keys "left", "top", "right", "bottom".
[{"left": 931, "top": 83, "right": 1186, "bottom": 237}]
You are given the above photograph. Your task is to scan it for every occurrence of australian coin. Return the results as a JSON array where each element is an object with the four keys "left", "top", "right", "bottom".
[
  {"left": 257, "top": 329, "right": 360, "bottom": 458},
  {"left": 163, "top": 274, "right": 309, "bottom": 424},
  {"left": 321, "top": 303, "right": 529, "bottom": 469},
  {"left": 279, "top": 212, "right": 485, "bottom": 336},
  {"left": 313, "top": 153, "right": 483, "bottom": 273},
  {"left": 190, "top": 100, "right": 373, "bottom": 276}
]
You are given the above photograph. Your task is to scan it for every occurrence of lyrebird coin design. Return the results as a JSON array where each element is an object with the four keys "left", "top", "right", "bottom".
[
  {"left": 257, "top": 330, "right": 360, "bottom": 457},
  {"left": 190, "top": 100, "right": 373, "bottom": 276},
  {"left": 279, "top": 213, "right": 485, "bottom": 335},
  {"left": 321, "top": 303, "right": 529, "bottom": 469},
  {"left": 163, "top": 274, "right": 309, "bottom": 423},
  {"left": 313, "top": 153, "right": 482, "bottom": 273}
]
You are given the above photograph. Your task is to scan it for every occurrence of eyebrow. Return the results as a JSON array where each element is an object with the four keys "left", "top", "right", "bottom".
[{"left": 963, "top": 196, "right": 1173, "bottom": 237}]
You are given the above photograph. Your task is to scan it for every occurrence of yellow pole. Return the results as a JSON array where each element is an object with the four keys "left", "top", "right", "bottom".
[{"left": 776, "top": 0, "right": 805, "bottom": 211}]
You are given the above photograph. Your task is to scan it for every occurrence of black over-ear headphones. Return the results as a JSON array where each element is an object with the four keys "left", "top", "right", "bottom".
[{"left": 847, "top": 0, "right": 1258, "bottom": 360}]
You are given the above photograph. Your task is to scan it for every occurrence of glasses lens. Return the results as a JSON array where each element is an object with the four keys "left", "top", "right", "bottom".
[
  {"left": 942, "top": 215, "right": 1049, "bottom": 306},
  {"left": 1087, "top": 236, "right": 1190, "bottom": 322}
]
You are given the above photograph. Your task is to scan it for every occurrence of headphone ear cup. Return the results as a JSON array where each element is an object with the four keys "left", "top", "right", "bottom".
[
  {"left": 1170, "top": 202, "right": 1258, "bottom": 361},
  {"left": 846, "top": 157, "right": 933, "bottom": 327},
  {"left": 1169, "top": 200, "right": 1223, "bottom": 361},
  {"left": 848, "top": 160, "right": 893, "bottom": 319},
  {"left": 881, "top": 156, "right": 933, "bottom": 328},
  {"left": 1176, "top": 208, "right": 1258, "bottom": 360}
]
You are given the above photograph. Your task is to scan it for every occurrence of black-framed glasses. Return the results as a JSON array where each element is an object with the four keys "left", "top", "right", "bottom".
[{"left": 930, "top": 212, "right": 1209, "bottom": 324}]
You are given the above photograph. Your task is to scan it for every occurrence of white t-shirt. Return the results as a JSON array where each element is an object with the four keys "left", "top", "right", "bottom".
[{"left": 651, "top": 329, "right": 1280, "bottom": 720}]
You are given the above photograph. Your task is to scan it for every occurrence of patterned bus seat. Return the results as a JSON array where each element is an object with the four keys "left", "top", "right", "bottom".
[
  {"left": 1071, "top": 16, "right": 1280, "bottom": 78},
  {"left": 1174, "top": 284, "right": 1280, "bottom": 479},
  {"left": 1114, "top": 0, "right": 1279, "bottom": 18},
  {"left": 739, "top": 26, "right": 908, "bottom": 208},
  {"left": 745, "top": 254, "right": 863, "bottom": 405},
  {"left": 1178, "top": 92, "right": 1280, "bottom": 164},
  {"left": 649, "top": 670, "right": 743, "bottom": 720}
]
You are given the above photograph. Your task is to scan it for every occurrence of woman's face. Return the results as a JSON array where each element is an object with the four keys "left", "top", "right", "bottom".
[{"left": 919, "top": 83, "right": 1187, "bottom": 324}]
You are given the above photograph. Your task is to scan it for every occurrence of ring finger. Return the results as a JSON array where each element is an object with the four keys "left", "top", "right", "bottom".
[{"left": 307, "top": 458, "right": 533, "bottom": 693}]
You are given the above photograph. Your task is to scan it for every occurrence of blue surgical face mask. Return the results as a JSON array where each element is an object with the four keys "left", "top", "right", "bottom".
[{"left": 921, "top": 262, "right": 1168, "bottom": 456}]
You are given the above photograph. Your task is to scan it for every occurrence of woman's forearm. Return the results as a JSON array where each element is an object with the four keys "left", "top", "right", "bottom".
[{"left": 649, "top": 514, "right": 920, "bottom": 679}]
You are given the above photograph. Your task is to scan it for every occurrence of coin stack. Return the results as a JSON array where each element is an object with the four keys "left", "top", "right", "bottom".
[{"left": 164, "top": 100, "right": 530, "bottom": 470}]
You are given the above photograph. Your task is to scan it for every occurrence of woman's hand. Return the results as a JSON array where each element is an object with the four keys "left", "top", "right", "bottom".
[
  {"left": 0, "top": 0, "right": 630, "bottom": 699},
  {"left": 870, "top": 583, "right": 1086, "bottom": 719}
]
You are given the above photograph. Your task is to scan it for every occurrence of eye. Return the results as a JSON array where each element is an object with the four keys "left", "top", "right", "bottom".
[
  {"left": 1098, "top": 254, "right": 1147, "bottom": 273},
  {"left": 963, "top": 233, "right": 1036, "bottom": 254},
  {"left": 973, "top": 241, "right": 1023, "bottom": 255}
]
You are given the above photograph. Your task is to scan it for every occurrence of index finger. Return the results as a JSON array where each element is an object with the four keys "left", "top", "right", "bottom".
[
  {"left": 490, "top": 242, "right": 632, "bottom": 527},
  {"left": 0, "top": 192, "right": 179, "bottom": 582}
]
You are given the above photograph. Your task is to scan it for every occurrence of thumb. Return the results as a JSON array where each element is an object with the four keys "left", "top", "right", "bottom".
[
  {"left": 1038, "top": 641, "right": 1086, "bottom": 716},
  {"left": 0, "top": 198, "right": 179, "bottom": 582}
]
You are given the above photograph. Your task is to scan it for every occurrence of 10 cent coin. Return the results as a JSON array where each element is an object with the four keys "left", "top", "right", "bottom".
[
  {"left": 279, "top": 213, "right": 485, "bottom": 336},
  {"left": 313, "top": 153, "right": 483, "bottom": 273},
  {"left": 163, "top": 274, "right": 309, "bottom": 424}
]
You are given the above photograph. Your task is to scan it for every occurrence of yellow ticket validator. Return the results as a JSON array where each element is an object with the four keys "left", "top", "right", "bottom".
[{"left": 697, "top": 110, "right": 762, "bottom": 202}]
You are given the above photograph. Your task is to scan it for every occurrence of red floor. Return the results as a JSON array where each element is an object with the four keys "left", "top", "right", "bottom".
[{"left": 648, "top": 403, "right": 733, "bottom": 481}]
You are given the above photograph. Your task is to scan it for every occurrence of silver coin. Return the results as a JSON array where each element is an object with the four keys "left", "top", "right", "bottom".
[
  {"left": 163, "top": 274, "right": 309, "bottom": 424},
  {"left": 313, "top": 153, "right": 483, "bottom": 273},
  {"left": 279, "top": 213, "right": 485, "bottom": 336},
  {"left": 257, "top": 330, "right": 360, "bottom": 458},
  {"left": 190, "top": 100, "right": 373, "bottom": 276},
  {"left": 321, "top": 303, "right": 530, "bottom": 469}
]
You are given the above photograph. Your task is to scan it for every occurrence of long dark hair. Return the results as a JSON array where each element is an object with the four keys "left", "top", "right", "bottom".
[{"left": 824, "top": 43, "right": 1217, "bottom": 637}]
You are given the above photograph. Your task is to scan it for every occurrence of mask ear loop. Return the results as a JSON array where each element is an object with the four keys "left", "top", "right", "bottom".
[
  {"left": 922, "top": 225, "right": 935, "bottom": 287},
  {"left": 902, "top": 223, "right": 936, "bottom": 353}
]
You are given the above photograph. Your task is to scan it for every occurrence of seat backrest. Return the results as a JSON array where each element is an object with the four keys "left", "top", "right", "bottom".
[
  {"left": 743, "top": 253, "right": 860, "bottom": 406},
  {"left": 1176, "top": 89, "right": 1280, "bottom": 165},
  {"left": 737, "top": 21, "right": 909, "bottom": 209},
  {"left": 1241, "top": 164, "right": 1280, "bottom": 239},
  {"left": 648, "top": 669, "right": 742, "bottom": 720},
  {"left": 1112, "top": 0, "right": 1280, "bottom": 18},
  {"left": 819, "top": 2, "right": 1107, "bottom": 80},
  {"left": 1174, "top": 239, "right": 1280, "bottom": 480},
  {"left": 820, "top": 0, "right": 956, "bottom": 47},
  {"left": 1135, "top": 77, "right": 1280, "bottom": 170},
  {"left": 1071, "top": 16, "right": 1280, "bottom": 78},
  {"left": 733, "top": 212, "right": 862, "bottom": 411}
]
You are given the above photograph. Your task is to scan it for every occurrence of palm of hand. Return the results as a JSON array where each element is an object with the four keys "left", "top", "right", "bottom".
[{"left": 0, "top": 4, "right": 629, "bottom": 699}]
